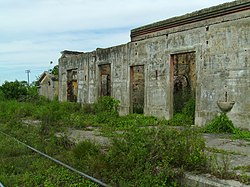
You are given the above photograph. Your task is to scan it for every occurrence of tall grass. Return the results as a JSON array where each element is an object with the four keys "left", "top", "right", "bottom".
[{"left": 0, "top": 133, "right": 98, "bottom": 186}]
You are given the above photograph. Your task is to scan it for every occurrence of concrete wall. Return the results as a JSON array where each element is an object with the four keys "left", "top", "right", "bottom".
[{"left": 58, "top": 1, "right": 250, "bottom": 130}]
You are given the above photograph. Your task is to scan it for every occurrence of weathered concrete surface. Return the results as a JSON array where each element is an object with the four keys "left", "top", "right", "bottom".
[
  {"left": 181, "top": 133, "right": 250, "bottom": 186},
  {"left": 182, "top": 172, "right": 250, "bottom": 187},
  {"left": 57, "top": 128, "right": 111, "bottom": 147},
  {"left": 204, "top": 134, "right": 250, "bottom": 157},
  {"left": 22, "top": 119, "right": 41, "bottom": 126},
  {"left": 204, "top": 134, "right": 250, "bottom": 176},
  {"left": 58, "top": 1, "right": 250, "bottom": 130},
  {"left": 182, "top": 133, "right": 250, "bottom": 186}
]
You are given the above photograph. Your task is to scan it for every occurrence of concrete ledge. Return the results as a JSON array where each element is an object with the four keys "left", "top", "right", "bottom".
[
  {"left": 182, "top": 172, "right": 250, "bottom": 187},
  {"left": 131, "top": 0, "right": 250, "bottom": 40}
]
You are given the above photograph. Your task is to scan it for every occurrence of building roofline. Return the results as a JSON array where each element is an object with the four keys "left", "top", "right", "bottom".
[
  {"left": 61, "top": 50, "right": 84, "bottom": 55},
  {"left": 130, "top": 0, "right": 250, "bottom": 40}
]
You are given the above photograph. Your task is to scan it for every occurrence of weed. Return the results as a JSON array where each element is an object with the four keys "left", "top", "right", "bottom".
[
  {"left": 208, "top": 154, "right": 229, "bottom": 179},
  {"left": 233, "top": 128, "right": 250, "bottom": 141},
  {"left": 234, "top": 165, "right": 250, "bottom": 172},
  {"left": 240, "top": 174, "right": 250, "bottom": 184}
]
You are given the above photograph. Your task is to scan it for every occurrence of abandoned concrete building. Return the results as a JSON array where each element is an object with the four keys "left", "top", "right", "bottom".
[
  {"left": 38, "top": 71, "right": 58, "bottom": 100},
  {"left": 58, "top": 0, "right": 250, "bottom": 130}
]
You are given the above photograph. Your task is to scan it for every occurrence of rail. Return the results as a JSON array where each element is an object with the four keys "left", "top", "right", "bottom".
[{"left": 0, "top": 131, "right": 110, "bottom": 187}]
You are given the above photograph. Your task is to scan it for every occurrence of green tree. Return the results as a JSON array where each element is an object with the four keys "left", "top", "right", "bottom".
[
  {"left": 49, "top": 65, "right": 59, "bottom": 76},
  {"left": 0, "top": 80, "right": 28, "bottom": 100}
]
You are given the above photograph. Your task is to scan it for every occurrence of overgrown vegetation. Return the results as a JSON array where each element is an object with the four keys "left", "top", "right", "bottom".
[
  {"left": 103, "top": 127, "right": 206, "bottom": 186},
  {"left": 0, "top": 80, "right": 39, "bottom": 101},
  {"left": 0, "top": 133, "right": 98, "bottom": 187},
  {"left": 0, "top": 90, "right": 208, "bottom": 186},
  {"left": 0, "top": 80, "right": 249, "bottom": 186},
  {"left": 169, "top": 97, "right": 195, "bottom": 126},
  {"left": 203, "top": 113, "right": 250, "bottom": 141},
  {"left": 0, "top": 118, "right": 207, "bottom": 186}
]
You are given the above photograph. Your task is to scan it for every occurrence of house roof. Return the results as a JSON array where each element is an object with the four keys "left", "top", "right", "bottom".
[{"left": 38, "top": 71, "right": 58, "bottom": 84}]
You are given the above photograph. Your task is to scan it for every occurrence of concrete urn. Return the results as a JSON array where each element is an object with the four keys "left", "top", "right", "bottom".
[{"left": 217, "top": 101, "right": 235, "bottom": 113}]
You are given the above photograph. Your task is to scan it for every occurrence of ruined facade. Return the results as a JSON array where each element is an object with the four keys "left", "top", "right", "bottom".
[{"left": 59, "top": 0, "right": 250, "bottom": 130}]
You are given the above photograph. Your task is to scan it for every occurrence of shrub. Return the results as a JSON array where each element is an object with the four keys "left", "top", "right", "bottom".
[
  {"left": 94, "top": 96, "right": 120, "bottom": 123},
  {"left": 204, "top": 113, "right": 235, "bottom": 133},
  {"left": 169, "top": 97, "right": 195, "bottom": 126},
  {"left": 94, "top": 96, "right": 119, "bottom": 114},
  {"left": 105, "top": 126, "right": 206, "bottom": 186},
  {"left": 82, "top": 104, "right": 95, "bottom": 114},
  {"left": 73, "top": 141, "right": 101, "bottom": 160},
  {"left": 72, "top": 140, "right": 107, "bottom": 178}
]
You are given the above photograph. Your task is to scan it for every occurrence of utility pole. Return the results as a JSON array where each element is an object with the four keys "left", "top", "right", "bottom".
[{"left": 25, "top": 70, "right": 31, "bottom": 86}]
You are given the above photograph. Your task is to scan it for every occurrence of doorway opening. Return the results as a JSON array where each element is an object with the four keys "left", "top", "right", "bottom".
[
  {"left": 130, "top": 65, "right": 145, "bottom": 114},
  {"left": 67, "top": 69, "right": 78, "bottom": 102},
  {"left": 99, "top": 64, "right": 111, "bottom": 96},
  {"left": 171, "top": 52, "right": 196, "bottom": 115}
]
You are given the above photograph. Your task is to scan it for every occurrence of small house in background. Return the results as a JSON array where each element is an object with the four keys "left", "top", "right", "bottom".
[{"left": 37, "top": 71, "right": 58, "bottom": 100}]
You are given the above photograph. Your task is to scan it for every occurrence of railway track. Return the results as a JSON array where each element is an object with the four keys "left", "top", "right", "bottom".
[{"left": 0, "top": 130, "right": 109, "bottom": 187}]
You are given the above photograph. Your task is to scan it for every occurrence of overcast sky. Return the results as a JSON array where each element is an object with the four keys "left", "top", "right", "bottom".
[{"left": 0, "top": 0, "right": 234, "bottom": 85}]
